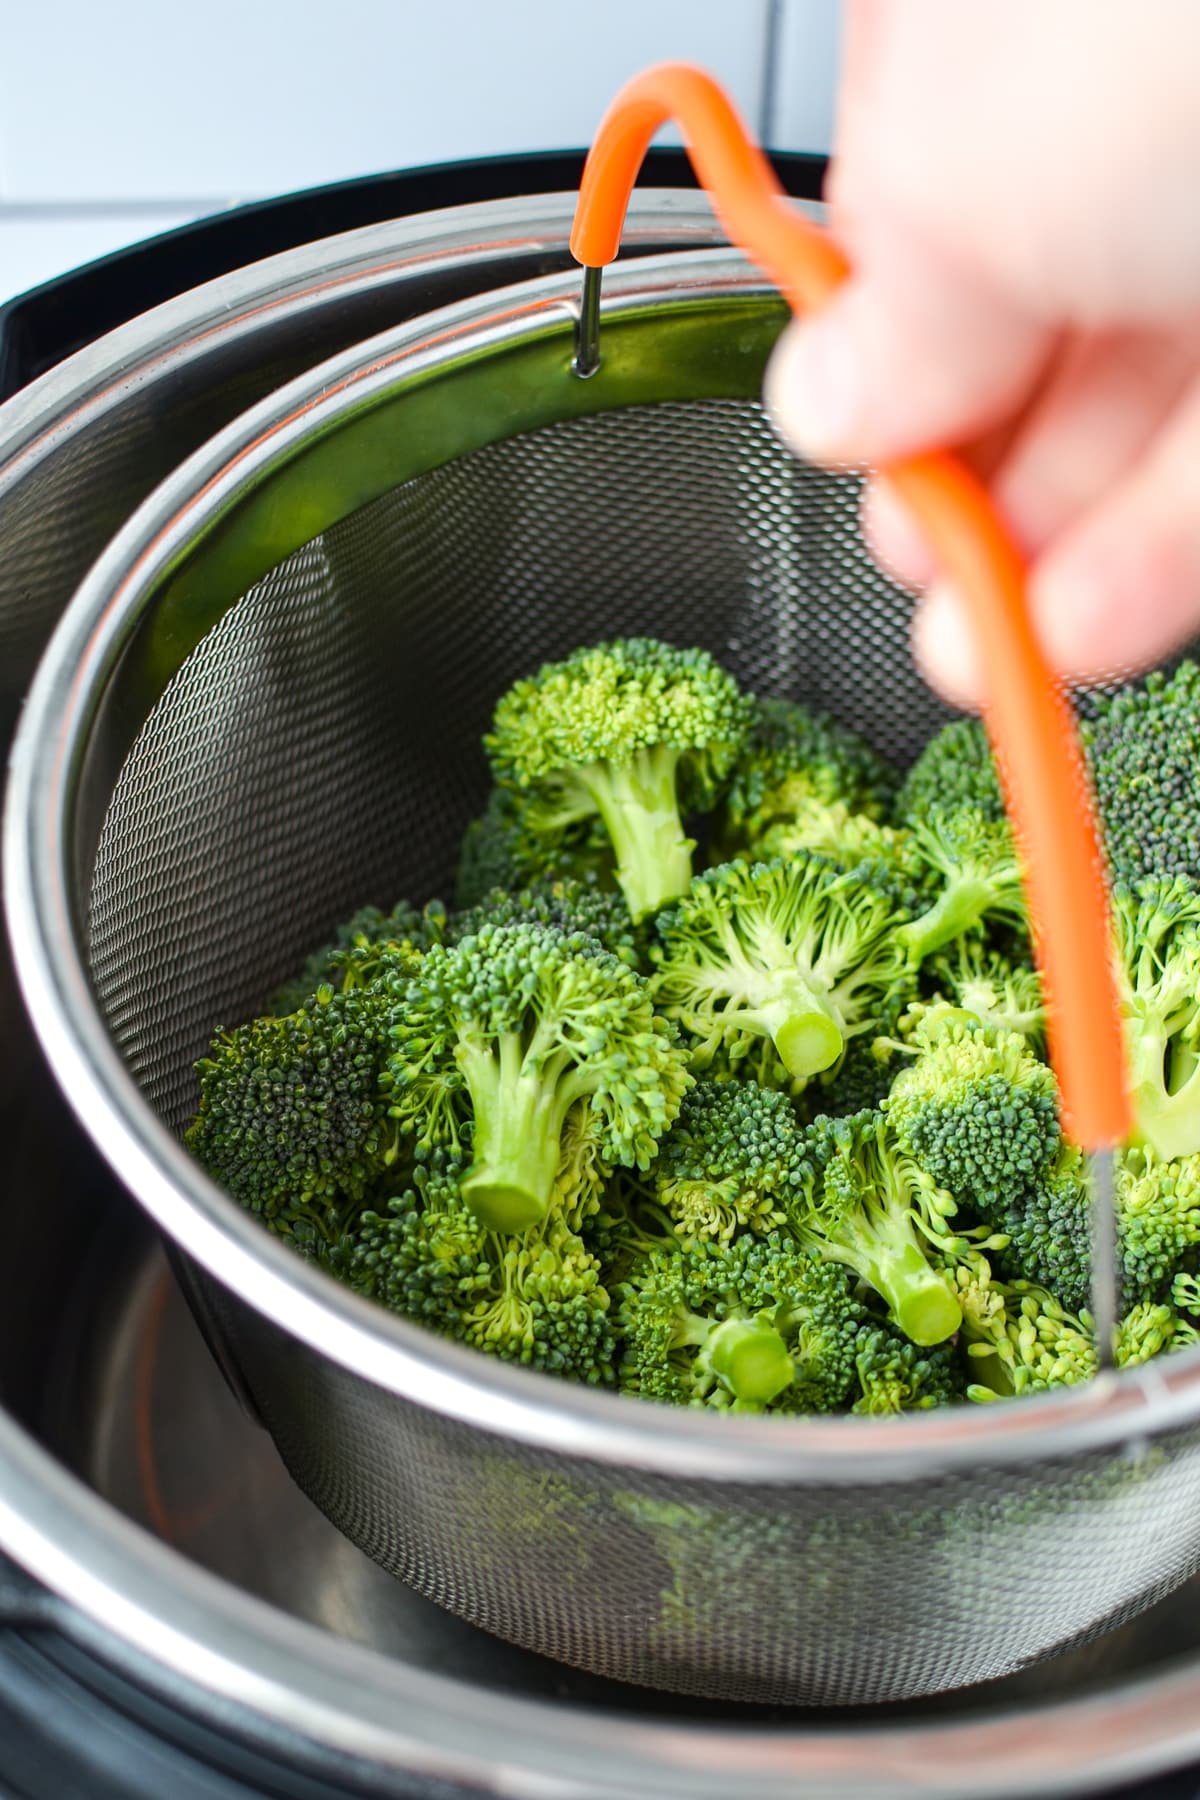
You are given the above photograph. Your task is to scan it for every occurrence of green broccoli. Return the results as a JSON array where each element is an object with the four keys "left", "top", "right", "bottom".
[
  {"left": 650, "top": 1079, "right": 797, "bottom": 1243},
  {"left": 1112, "top": 876, "right": 1200, "bottom": 1161},
  {"left": 384, "top": 922, "right": 690, "bottom": 1233},
  {"left": 618, "top": 1233, "right": 867, "bottom": 1413},
  {"left": 885, "top": 1013, "right": 1061, "bottom": 1204},
  {"left": 956, "top": 1257, "right": 1097, "bottom": 1401},
  {"left": 896, "top": 716, "right": 1006, "bottom": 827},
  {"left": 348, "top": 1149, "right": 616, "bottom": 1383},
  {"left": 651, "top": 853, "right": 909, "bottom": 1086},
  {"left": 1080, "top": 660, "right": 1200, "bottom": 886},
  {"left": 269, "top": 898, "right": 446, "bottom": 1015},
  {"left": 1115, "top": 1300, "right": 1185, "bottom": 1368},
  {"left": 922, "top": 940, "right": 1045, "bottom": 1050},
  {"left": 1116, "top": 1147, "right": 1200, "bottom": 1301},
  {"left": 187, "top": 977, "right": 404, "bottom": 1238},
  {"left": 788, "top": 1110, "right": 963, "bottom": 1345},
  {"left": 987, "top": 1143, "right": 1091, "bottom": 1314},
  {"left": 484, "top": 638, "right": 752, "bottom": 921},
  {"left": 895, "top": 810, "right": 1028, "bottom": 967},
  {"left": 454, "top": 786, "right": 615, "bottom": 909},
  {"left": 583, "top": 1168, "right": 678, "bottom": 1286},
  {"left": 852, "top": 1320, "right": 966, "bottom": 1414},
  {"left": 714, "top": 696, "right": 898, "bottom": 861},
  {"left": 449, "top": 876, "right": 640, "bottom": 968}
]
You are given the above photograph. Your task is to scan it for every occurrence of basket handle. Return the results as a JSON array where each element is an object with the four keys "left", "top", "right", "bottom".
[{"left": 570, "top": 61, "right": 1130, "bottom": 1152}]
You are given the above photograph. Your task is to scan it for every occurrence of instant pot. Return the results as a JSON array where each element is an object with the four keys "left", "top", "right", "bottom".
[{"left": 4, "top": 150, "right": 1200, "bottom": 1800}]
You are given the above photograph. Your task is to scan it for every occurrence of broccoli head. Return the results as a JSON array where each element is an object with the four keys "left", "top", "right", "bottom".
[
  {"left": 897, "top": 716, "right": 1006, "bottom": 827},
  {"left": 384, "top": 922, "right": 690, "bottom": 1233},
  {"left": 449, "top": 875, "right": 640, "bottom": 969},
  {"left": 187, "top": 981, "right": 403, "bottom": 1235},
  {"left": 618, "top": 1233, "right": 867, "bottom": 1413},
  {"left": 1112, "top": 876, "right": 1200, "bottom": 1161},
  {"left": 895, "top": 809, "right": 1028, "bottom": 967},
  {"left": 714, "top": 696, "right": 898, "bottom": 860},
  {"left": 987, "top": 1143, "right": 1092, "bottom": 1314},
  {"left": 1081, "top": 660, "right": 1200, "bottom": 886},
  {"left": 455, "top": 785, "right": 615, "bottom": 909},
  {"left": 922, "top": 940, "right": 1045, "bottom": 1050},
  {"left": 650, "top": 1079, "right": 799, "bottom": 1243},
  {"left": 956, "top": 1257, "right": 1097, "bottom": 1400},
  {"left": 852, "top": 1320, "right": 966, "bottom": 1415},
  {"left": 1116, "top": 1147, "right": 1200, "bottom": 1301},
  {"left": 788, "top": 1109, "right": 963, "bottom": 1345},
  {"left": 484, "top": 638, "right": 752, "bottom": 921},
  {"left": 651, "top": 853, "right": 909, "bottom": 1087},
  {"left": 885, "top": 1013, "right": 1061, "bottom": 1205},
  {"left": 348, "top": 1149, "right": 616, "bottom": 1383}
]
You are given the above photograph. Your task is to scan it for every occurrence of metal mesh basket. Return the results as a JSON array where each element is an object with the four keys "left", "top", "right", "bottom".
[{"left": 11, "top": 249, "right": 1200, "bottom": 1709}]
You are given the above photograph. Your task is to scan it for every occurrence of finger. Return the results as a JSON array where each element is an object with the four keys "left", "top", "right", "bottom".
[
  {"left": 911, "top": 581, "right": 985, "bottom": 711},
  {"left": 864, "top": 326, "right": 1198, "bottom": 590},
  {"left": 1030, "top": 372, "right": 1200, "bottom": 683},
  {"left": 763, "top": 223, "right": 1051, "bottom": 468}
]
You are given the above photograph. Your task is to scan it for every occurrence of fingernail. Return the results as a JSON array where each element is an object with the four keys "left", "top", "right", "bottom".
[
  {"left": 913, "top": 582, "right": 984, "bottom": 708},
  {"left": 766, "top": 316, "right": 860, "bottom": 458}
]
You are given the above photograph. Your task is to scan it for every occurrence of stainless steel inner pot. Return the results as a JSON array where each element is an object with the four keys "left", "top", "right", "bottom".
[{"left": 10, "top": 245, "right": 1200, "bottom": 1711}]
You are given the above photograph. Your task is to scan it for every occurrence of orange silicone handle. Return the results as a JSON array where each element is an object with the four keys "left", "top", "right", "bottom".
[{"left": 571, "top": 62, "right": 1131, "bottom": 1150}]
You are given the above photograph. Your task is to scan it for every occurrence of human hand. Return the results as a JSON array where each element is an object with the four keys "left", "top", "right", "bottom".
[{"left": 765, "top": 0, "right": 1200, "bottom": 705}]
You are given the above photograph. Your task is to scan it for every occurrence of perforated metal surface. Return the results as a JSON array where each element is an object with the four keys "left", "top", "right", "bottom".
[{"left": 78, "top": 395, "right": 1200, "bottom": 1707}]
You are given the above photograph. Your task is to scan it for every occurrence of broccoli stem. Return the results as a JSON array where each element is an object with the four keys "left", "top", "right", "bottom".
[
  {"left": 459, "top": 1035, "right": 564, "bottom": 1231},
  {"left": 750, "top": 976, "right": 844, "bottom": 1078},
  {"left": 1128, "top": 1031, "right": 1200, "bottom": 1161},
  {"left": 701, "top": 1317, "right": 796, "bottom": 1407},
  {"left": 897, "top": 876, "right": 999, "bottom": 966},
  {"left": 869, "top": 1242, "right": 963, "bottom": 1346},
  {"left": 578, "top": 747, "right": 693, "bottom": 921}
]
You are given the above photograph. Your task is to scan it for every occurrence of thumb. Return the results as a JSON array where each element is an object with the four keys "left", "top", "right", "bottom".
[{"left": 764, "top": 228, "right": 1051, "bottom": 468}]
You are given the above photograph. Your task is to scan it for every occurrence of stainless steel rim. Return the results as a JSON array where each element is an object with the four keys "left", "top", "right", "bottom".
[{"left": 8, "top": 248, "right": 1200, "bottom": 1486}]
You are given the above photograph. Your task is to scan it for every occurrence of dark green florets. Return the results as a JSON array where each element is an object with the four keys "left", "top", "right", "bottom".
[
  {"left": 449, "top": 876, "right": 639, "bottom": 968},
  {"left": 989, "top": 1144, "right": 1092, "bottom": 1314},
  {"left": 852, "top": 1320, "right": 966, "bottom": 1415},
  {"left": 885, "top": 1015, "right": 1061, "bottom": 1204},
  {"left": 651, "top": 852, "right": 910, "bottom": 1090},
  {"left": 187, "top": 983, "right": 398, "bottom": 1231},
  {"left": 1081, "top": 660, "right": 1200, "bottom": 886},
  {"left": 347, "top": 1150, "right": 616, "bottom": 1383},
  {"left": 716, "top": 696, "right": 898, "bottom": 859},
  {"left": 618, "top": 1233, "right": 867, "bottom": 1413},
  {"left": 484, "top": 637, "right": 752, "bottom": 921},
  {"left": 897, "top": 717, "right": 1006, "bottom": 827},
  {"left": 651, "top": 1079, "right": 800, "bottom": 1242}
]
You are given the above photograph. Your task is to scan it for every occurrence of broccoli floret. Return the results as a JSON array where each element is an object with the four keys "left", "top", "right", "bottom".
[
  {"left": 988, "top": 1143, "right": 1092, "bottom": 1313},
  {"left": 788, "top": 1110, "right": 963, "bottom": 1345},
  {"left": 449, "top": 876, "right": 640, "bottom": 968},
  {"left": 922, "top": 940, "right": 1045, "bottom": 1050},
  {"left": 736, "top": 800, "right": 922, "bottom": 888},
  {"left": 650, "top": 1079, "right": 799, "bottom": 1243},
  {"left": 897, "top": 717, "right": 1006, "bottom": 827},
  {"left": 895, "top": 810, "right": 1028, "bottom": 967},
  {"left": 1116, "top": 1147, "right": 1200, "bottom": 1300},
  {"left": 187, "top": 980, "right": 404, "bottom": 1237},
  {"left": 956, "top": 1258, "right": 1097, "bottom": 1400},
  {"left": 618, "top": 1234, "right": 866, "bottom": 1413},
  {"left": 269, "top": 898, "right": 446, "bottom": 1015},
  {"left": 455, "top": 786, "right": 615, "bottom": 909},
  {"left": 384, "top": 922, "right": 690, "bottom": 1233},
  {"left": 1081, "top": 661, "right": 1200, "bottom": 886},
  {"left": 651, "top": 853, "right": 909, "bottom": 1087},
  {"left": 852, "top": 1320, "right": 966, "bottom": 1414},
  {"left": 583, "top": 1169, "right": 678, "bottom": 1286},
  {"left": 484, "top": 638, "right": 752, "bottom": 921},
  {"left": 1115, "top": 1300, "right": 1184, "bottom": 1368},
  {"left": 1112, "top": 876, "right": 1200, "bottom": 1161},
  {"left": 715, "top": 697, "right": 898, "bottom": 860},
  {"left": 348, "top": 1150, "right": 615, "bottom": 1383},
  {"left": 885, "top": 1014, "right": 1061, "bottom": 1204}
]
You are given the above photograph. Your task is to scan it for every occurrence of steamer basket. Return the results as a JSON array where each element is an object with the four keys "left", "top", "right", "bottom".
[{"left": 10, "top": 249, "right": 1200, "bottom": 1708}]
